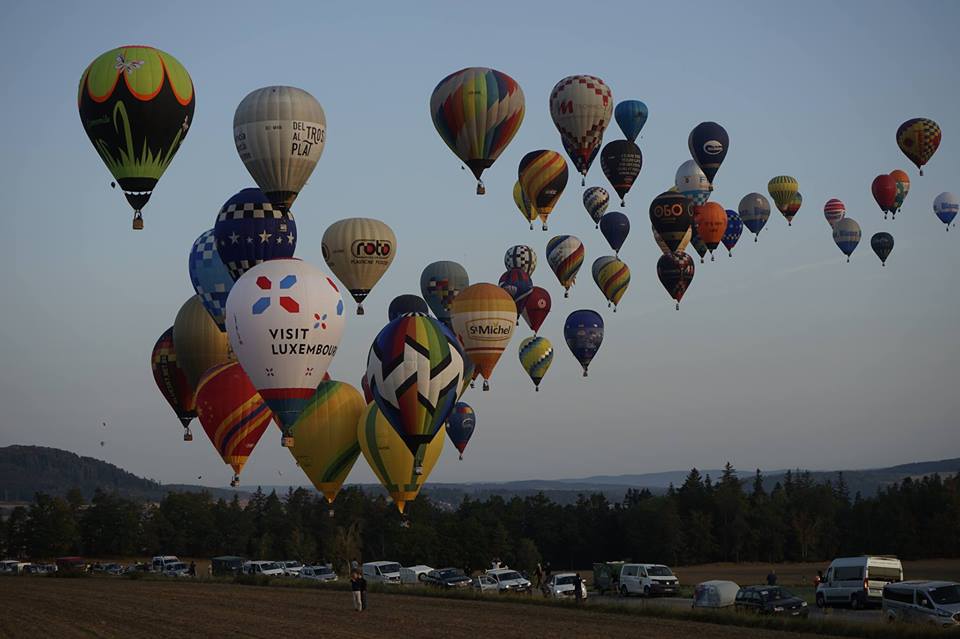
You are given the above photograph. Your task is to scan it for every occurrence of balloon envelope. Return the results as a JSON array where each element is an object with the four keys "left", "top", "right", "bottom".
[
  {"left": 693, "top": 202, "right": 728, "bottom": 252},
  {"left": 599, "top": 211, "right": 630, "bottom": 254},
  {"left": 600, "top": 140, "right": 643, "bottom": 205},
  {"left": 688, "top": 122, "right": 729, "bottom": 185},
  {"left": 890, "top": 169, "right": 910, "bottom": 213},
  {"left": 833, "top": 218, "right": 861, "bottom": 260},
  {"left": 322, "top": 217, "right": 396, "bottom": 314},
  {"left": 446, "top": 402, "right": 476, "bottom": 458},
  {"left": 614, "top": 100, "right": 648, "bottom": 142},
  {"left": 546, "top": 235, "right": 585, "bottom": 295},
  {"left": 520, "top": 286, "right": 551, "bottom": 335},
  {"left": 498, "top": 268, "right": 533, "bottom": 314},
  {"left": 549, "top": 75, "right": 613, "bottom": 179},
  {"left": 722, "top": 209, "right": 743, "bottom": 255},
  {"left": 189, "top": 229, "right": 234, "bottom": 331},
  {"left": 388, "top": 295, "right": 429, "bottom": 321},
  {"left": 650, "top": 191, "right": 694, "bottom": 253},
  {"left": 504, "top": 245, "right": 537, "bottom": 276},
  {"left": 675, "top": 160, "right": 711, "bottom": 206},
  {"left": 519, "top": 336, "right": 554, "bottom": 391},
  {"left": 594, "top": 258, "right": 630, "bottom": 309},
  {"left": 214, "top": 188, "right": 297, "bottom": 282},
  {"left": 870, "top": 232, "right": 894, "bottom": 265},
  {"left": 518, "top": 150, "right": 568, "bottom": 229},
  {"left": 563, "top": 310, "right": 604, "bottom": 375},
  {"left": 513, "top": 180, "right": 538, "bottom": 228},
  {"left": 582, "top": 186, "right": 610, "bottom": 227},
  {"left": 151, "top": 327, "right": 197, "bottom": 431},
  {"left": 823, "top": 198, "right": 846, "bottom": 227},
  {"left": 233, "top": 86, "right": 326, "bottom": 211},
  {"left": 739, "top": 192, "right": 771, "bottom": 239},
  {"left": 933, "top": 192, "right": 959, "bottom": 228},
  {"left": 449, "top": 284, "right": 516, "bottom": 388},
  {"left": 420, "top": 261, "right": 469, "bottom": 325},
  {"left": 657, "top": 251, "right": 695, "bottom": 307},
  {"left": 173, "top": 296, "right": 234, "bottom": 392},
  {"left": 872, "top": 175, "right": 898, "bottom": 216},
  {"left": 896, "top": 118, "right": 941, "bottom": 174}
]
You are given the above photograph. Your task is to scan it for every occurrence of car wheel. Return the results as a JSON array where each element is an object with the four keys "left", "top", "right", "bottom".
[
  {"left": 620, "top": 585, "right": 629, "bottom": 597},
  {"left": 643, "top": 585, "right": 651, "bottom": 598},
  {"left": 815, "top": 594, "right": 825, "bottom": 608}
]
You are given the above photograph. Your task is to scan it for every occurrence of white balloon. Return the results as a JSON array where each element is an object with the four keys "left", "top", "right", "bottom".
[
  {"left": 675, "top": 160, "right": 711, "bottom": 205},
  {"left": 226, "top": 259, "right": 345, "bottom": 442}
]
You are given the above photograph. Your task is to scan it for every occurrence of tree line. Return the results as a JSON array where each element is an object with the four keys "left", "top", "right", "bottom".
[{"left": 2, "top": 465, "right": 957, "bottom": 576}]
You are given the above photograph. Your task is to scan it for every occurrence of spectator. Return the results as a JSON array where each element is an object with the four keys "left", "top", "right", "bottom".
[
  {"left": 189, "top": 561, "right": 197, "bottom": 577},
  {"left": 535, "top": 563, "right": 544, "bottom": 589},
  {"left": 766, "top": 569, "right": 777, "bottom": 586},
  {"left": 574, "top": 573, "right": 584, "bottom": 603},
  {"left": 350, "top": 571, "right": 363, "bottom": 612}
]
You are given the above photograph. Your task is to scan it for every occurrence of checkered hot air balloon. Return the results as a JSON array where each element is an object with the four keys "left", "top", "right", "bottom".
[
  {"left": 519, "top": 336, "right": 553, "bottom": 392},
  {"left": 504, "top": 245, "right": 537, "bottom": 276},
  {"left": 420, "top": 261, "right": 469, "bottom": 326},
  {"left": 189, "top": 229, "right": 234, "bottom": 330},
  {"left": 675, "top": 160, "right": 711, "bottom": 206},
  {"left": 366, "top": 314, "right": 463, "bottom": 457},
  {"left": 657, "top": 251, "right": 696, "bottom": 310},
  {"left": 722, "top": 209, "right": 743, "bottom": 257},
  {"left": 550, "top": 75, "right": 613, "bottom": 184},
  {"left": 582, "top": 186, "right": 610, "bottom": 228},
  {"left": 214, "top": 188, "right": 297, "bottom": 282},
  {"left": 430, "top": 68, "right": 525, "bottom": 195},
  {"left": 896, "top": 118, "right": 941, "bottom": 176}
]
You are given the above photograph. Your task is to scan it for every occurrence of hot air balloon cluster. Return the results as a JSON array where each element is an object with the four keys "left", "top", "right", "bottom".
[{"left": 85, "top": 49, "right": 951, "bottom": 515}]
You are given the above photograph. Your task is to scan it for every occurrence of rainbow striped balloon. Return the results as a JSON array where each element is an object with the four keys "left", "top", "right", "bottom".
[{"left": 546, "top": 235, "right": 585, "bottom": 297}]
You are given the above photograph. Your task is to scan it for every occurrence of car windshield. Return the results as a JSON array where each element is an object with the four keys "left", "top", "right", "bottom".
[
  {"left": 284, "top": 561, "right": 301, "bottom": 568},
  {"left": 261, "top": 563, "right": 281, "bottom": 571},
  {"left": 930, "top": 585, "right": 960, "bottom": 605},
  {"left": 759, "top": 587, "right": 792, "bottom": 601},
  {"left": 170, "top": 563, "right": 186, "bottom": 570},
  {"left": 556, "top": 576, "right": 578, "bottom": 586},
  {"left": 499, "top": 571, "right": 522, "bottom": 581},
  {"left": 380, "top": 563, "right": 401, "bottom": 574},
  {"left": 316, "top": 567, "right": 333, "bottom": 575},
  {"left": 439, "top": 569, "right": 464, "bottom": 579},
  {"left": 868, "top": 566, "right": 901, "bottom": 582},
  {"left": 647, "top": 566, "right": 673, "bottom": 577}
]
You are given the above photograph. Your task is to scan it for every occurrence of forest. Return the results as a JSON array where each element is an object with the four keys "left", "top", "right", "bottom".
[{"left": 3, "top": 465, "right": 958, "bottom": 576}]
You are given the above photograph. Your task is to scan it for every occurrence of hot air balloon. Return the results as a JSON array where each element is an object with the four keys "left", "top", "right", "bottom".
[
  {"left": 563, "top": 310, "right": 604, "bottom": 376},
  {"left": 582, "top": 186, "right": 610, "bottom": 228},
  {"left": 546, "top": 235, "right": 585, "bottom": 297},
  {"left": 420, "top": 261, "right": 469, "bottom": 326},
  {"left": 446, "top": 403, "right": 476, "bottom": 459},
  {"left": 225, "top": 259, "right": 346, "bottom": 447},
  {"left": 358, "top": 401, "right": 444, "bottom": 513},
  {"left": 600, "top": 140, "right": 642, "bottom": 206},
  {"left": 688, "top": 122, "right": 729, "bottom": 188},
  {"left": 592, "top": 255, "right": 616, "bottom": 283},
  {"left": 151, "top": 327, "right": 197, "bottom": 441},
  {"left": 322, "top": 218, "right": 396, "bottom": 315},
  {"left": 871, "top": 232, "right": 894, "bottom": 266},
  {"left": 189, "top": 229, "right": 234, "bottom": 331},
  {"left": 504, "top": 245, "right": 537, "bottom": 276},
  {"left": 361, "top": 372, "right": 373, "bottom": 403},
  {"left": 890, "top": 169, "right": 910, "bottom": 217},
  {"left": 896, "top": 118, "right": 941, "bottom": 175},
  {"left": 388, "top": 295, "right": 429, "bottom": 321},
  {"left": 518, "top": 150, "right": 568, "bottom": 231},
  {"left": 614, "top": 100, "right": 648, "bottom": 143},
  {"left": 195, "top": 362, "right": 272, "bottom": 487},
  {"left": 290, "top": 380, "right": 365, "bottom": 502},
  {"left": 782, "top": 192, "right": 802, "bottom": 226},
  {"left": 599, "top": 211, "right": 630, "bottom": 256},
  {"left": 214, "top": 188, "right": 297, "bottom": 282},
  {"left": 833, "top": 218, "right": 861, "bottom": 262},
  {"left": 650, "top": 191, "right": 693, "bottom": 253},
  {"left": 739, "top": 192, "right": 772, "bottom": 241},
  {"left": 449, "top": 284, "right": 516, "bottom": 391},
  {"left": 768, "top": 176, "right": 799, "bottom": 224},
  {"left": 521, "top": 287, "right": 551, "bottom": 335},
  {"left": 430, "top": 68, "right": 525, "bottom": 194},
  {"left": 675, "top": 160, "right": 711, "bottom": 206},
  {"left": 872, "top": 174, "right": 898, "bottom": 220},
  {"left": 594, "top": 257, "right": 630, "bottom": 311},
  {"left": 233, "top": 86, "right": 325, "bottom": 212},
  {"left": 657, "top": 251, "right": 695, "bottom": 309},
  {"left": 722, "top": 209, "right": 743, "bottom": 257},
  {"left": 933, "top": 192, "right": 959, "bottom": 230},
  {"left": 78, "top": 46, "right": 195, "bottom": 229},
  {"left": 693, "top": 202, "right": 728, "bottom": 260},
  {"left": 435, "top": 320, "right": 476, "bottom": 400},
  {"left": 366, "top": 314, "right": 462, "bottom": 456},
  {"left": 519, "top": 336, "right": 553, "bottom": 391},
  {"left": 549, "top": 75, "right": 613, "bottom": 184},
  {"left": 498, "top": 269, "right": 533, "bottom": 317},
  {"left": 513, "top": 180, "right": 538, "bottom": 230},
  {"left": 653, "top": 225, "right": 692, "bottom": 255},
  {"left": 173, "top": 296, "right": 234, "bottom": 392},
  {"left": 823, "top": 198, "right": 846, "bottom": 227},
  {"left": 689, "top": 224, "right": 708, "bottom": 264}
]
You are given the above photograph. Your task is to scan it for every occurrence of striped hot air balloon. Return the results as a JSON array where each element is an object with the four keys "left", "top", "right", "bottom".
[
  {"left": 823, "top": 198, "right": 846, "bottom": 227},
  {"left": 594, "top": 257, "right": 630, "bottom": 311},
  {"left": 151, "top": 327, "right": 197, "bottom": 441},
  {"left": 519, "top": 150, "right": 569, "bottom": 230},
  {"left": 519, "top": 336, "right": 554, "bottom": 392},
  {"left": 195, "top": 362, "right": 273, "bottom": 487},
  {"left": 513, "top": 180, "right": 538, "bottom": 230},
  {"left": 430, "top": 67, "right": 525, "bottom": 194},
  {"left": 546, "top": 235, "right": 585, "bottom": 297},
  {"left": 768, "top": 176, "right": 799, "bottom": 223},
  {"left": 450, "top": 284, "right": 516, "bottom": 391}
]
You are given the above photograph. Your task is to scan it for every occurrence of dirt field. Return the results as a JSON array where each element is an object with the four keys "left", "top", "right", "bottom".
[{"left": 0, "top": 577, "right": 852, "bottom": 639}]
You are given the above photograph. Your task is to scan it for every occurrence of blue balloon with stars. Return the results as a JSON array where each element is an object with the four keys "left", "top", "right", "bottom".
[
  {"left": 213, "top": 188, "right": 297, "bottom": 282},
  {"left": 188, "top": 229, "right": 234, "bottom": 331}
]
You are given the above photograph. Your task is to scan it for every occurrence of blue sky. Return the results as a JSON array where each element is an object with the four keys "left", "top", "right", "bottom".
[{"left": 1, "top": 0, "right": 958, "bottom": 488}]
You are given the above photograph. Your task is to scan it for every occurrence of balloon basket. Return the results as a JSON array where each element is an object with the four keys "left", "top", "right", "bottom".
[
  {"left": 846, "top": 257, "right": 850, "bottom": 263},
  {"left": 414, "top": 464, "right": 424, "bottom": 476},
  {"left": 595, "top": 224, "right": 599, "bottom": 229},
  {"left": 700, "top": 257, "right": 705, "bottom": 264},
  {"left": 728, "top": 251, "right": 733, "bottom": 257},
  {"left": 230, "top": 475, "right": 239, "bottom": 488},
  {"left": 881, "top": 262, "right": 886, "bottom": 267},
  {"left": 754, "top": 236, "right": 758, "bottom": 243},
  {"left": 476, "top": 181, "right": 485, "bottom": 195},
  {"left": 581, "top": 176, "right": 586, "bottom": 187},
  {"left": 535, "top": 386, "right": 539, "bottom": 392},
  {"left": 582, "top": 370, "right": 588, "bottom": 377},
  {"left": 711, "top": 254, "right": 715, "bottom": 262},
  {"left": 132, "top": 213, "right": 143, "bottom": 230},
  {"left": 620, "top": 199, "right": 626, "bottom": 207},
  {"left": 613, "top": 306, "right": 617, "bottom": 313},
  {"left": 529, "top": 223, "right": 534, "bottom": 230},
  {"left": 458, "top": 454, "right": 463, "bottom": 461},
  {"left": 281, "top": 435, "right": 294, "bottom": 448},
  {"left": 470, "top": 381, "right": 475, "bottom": 389},
  {"left": 482, "top": 380, "right": 490, "bottom": 391},
  {"left": 183, "top": 430, "right": 193, "bottom": 442},
  {"left": 356, "top": 304, "right": 365, "bottom": 316},
  {"left": 328, "top": 509, "right": 335, "bottom": 518},
  {"left": 675, "top": 302, "right": 680, "bottom": 310},
  {"left": 564, "top": 291, "right": 569, "bottom": 298},
  {"left": 542, "top": 224, "right": 548, "bottom": 231}
]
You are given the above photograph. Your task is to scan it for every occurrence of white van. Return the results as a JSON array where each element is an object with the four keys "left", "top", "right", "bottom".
[
  {"left": 241, "top": 561, "right": 285, "bottom": 577},
  {"left": 151, "top": 555, "right": 180, "bottom": 572},
  {"left": 400, "top": 565, "right": 433, "bottom": 585},
  {"left": 816, "top": 556, "right": 902, "bottom": 609},
  {"left": 362, "top": 561, "right": 401, "bottom": 584},
  {"left": 618, "top": 563, "right": 679, "bottom": 597},
  {"left": 883, "top": 581, "right": 960, "bottom": 627}
]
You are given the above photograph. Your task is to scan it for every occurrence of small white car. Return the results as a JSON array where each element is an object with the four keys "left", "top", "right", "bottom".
[
  {"left": 280, "top": 560, "right": 303, "bottom": 576},
  {"left": 400, "top": 565, "right": 434, "bottom": 585},
  {"left": 473, "top": 574, "right": 499, "bottom": 593},
  {"left": 299, "top": 565, "right": 338, "bottom": 582},
  {"left": 162, "top": 562, "right": 190, "bottom": 577},
  {"left": 363, "top": 561, "right": 402, "bottom": 584},
  {"left": 485, "top": 568, "right": 533, "bottom": 593},
  {"left": 542, "top": 573, "right": 587, "bottom": 599},
  {"left": 241, "top": 561, "right": 285, "bottom": 577},
  {"left": 151, "top": 555, "right": 180, "bottom": 573}
]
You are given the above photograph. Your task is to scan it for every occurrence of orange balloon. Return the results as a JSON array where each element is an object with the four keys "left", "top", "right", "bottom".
[
  {"left": 693, "top": 202, "right": 728, "bottom": 253},
  {"left": 449, "top": 283, "right": 516, "bottom": 391}
]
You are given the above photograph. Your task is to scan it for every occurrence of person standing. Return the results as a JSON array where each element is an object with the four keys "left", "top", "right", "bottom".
[
  {"left": 360, "top": 571, "right": 368, "bottom": 611},
  {"left": 188, "top": 561, "right": 197, "bottom": 577},
  {"left": 535, "top": 563, "right": 544, "bottom": 589},
  {"left": 766, "top": 568, "right": 777, "bottom": 586},
  {"left": 351, "top": 571, "right": 363, "bottom": 612},
  {"left": 574, "top": 573, "right": 584, "bottom": 603}
]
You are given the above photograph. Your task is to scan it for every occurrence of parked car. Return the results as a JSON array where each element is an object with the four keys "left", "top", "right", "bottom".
[
  {"left": 617, "top": 563, "right": 679, "bottom": 597},
  {"left": 423, "top": 568, "right": 472, "bottom": 589},
  {"left": 362, "top": 561, "right": 402, "bottom": 584},
  {"left": 883, "top": 581, "right": 960, "bottom": 627},
  {"left": 241, "top": 561, "right": 285, "bottom": 577},
  {"left": 542, "top": 572, "right": 587, "bottom": 599},
  {"left": 735, "top": 585, "right": 809, "bottom": 617},
  {"left": 55, "top": 557, "right": 86, "bottom": 573},
  {"left": 400, "top": 565, "right": 434, "bottom": 585},
  {"left": 24, "top": 563, "right": 55, "bottom": 575},
  {"left": 472, "top": 574, "right": 498, "bottom": 593},
  {"left": 162, "top": 562, "right": 190, "bottom": 577},
  {"left": 151, "top": 555, "right": 180, "bottom": 573},
  {"left": 210, "top": 555, "right": 246, "bottom": 577},
  {"left": 0, "top": 560, "right": 20, "bottom": 574},
  {"left": 693, "top": 580, "right": 740, "bottom": 608},
  {"left": 299, "top": 565, "right": 338, "bottom": 582},
  {"left": 484, "top": 568, "right": 532, "bottom": 593},
  {"left": 816, "top": 555, "right": 902, "bottom": 609},
  {"left": 92, "top": 562, "right": 123, "bottom": 575},
  {"left": 592, "top": 561, "right": 628, "bottom": 595},
  {"left": 280, "top": 560, "right": 303, "bottom": 576},
  {"left": 124, "top": 562, "right": 150, "bottom": 574}
]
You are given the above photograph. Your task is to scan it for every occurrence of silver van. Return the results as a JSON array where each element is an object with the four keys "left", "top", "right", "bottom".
[
  {"left": 883, "top": 581, "right": 960, "bottom": 627},
  {"left": 816, "top": 555, "right": 902, "bottom": 609}
]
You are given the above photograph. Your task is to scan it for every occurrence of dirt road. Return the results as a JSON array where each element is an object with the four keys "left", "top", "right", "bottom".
[{"left": 0, "top": 577, "right": 850, "bottom": 639}]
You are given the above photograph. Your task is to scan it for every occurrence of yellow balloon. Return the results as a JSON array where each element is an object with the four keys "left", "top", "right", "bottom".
[
  {"left": 290, "top": 381, "right": 366, "bottom": 503},
  {"left": 173, "top": 296, "right": 234, "bottom": 392},
  {"left": 357, "top": 402, "right": 444, "bottom": 514},
  {"left": 513, "top": 180, "right": 537, "bottom": 229},
  {"left": 767, "top": 176, "right": 799, "bottom": 214}
]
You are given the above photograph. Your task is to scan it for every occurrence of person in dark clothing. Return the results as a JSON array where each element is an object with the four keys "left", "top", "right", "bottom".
[
  {"left": 813, "top": 570, "right": 823, "bottom": 588},
  {"left": 350, "top": 571, "right": 364, "bottom": 611},
  {"left": 360, "top": 573, "right": 368, "bottom": 610},
  {"left": 574, "top": 573, "right": 584, "bottom": 603},
  {"left": 766, "top": 569, "right": 777, "bottom": 586},
  {"left": 535, "top": 563, "right": 544, "bottom": 589}
]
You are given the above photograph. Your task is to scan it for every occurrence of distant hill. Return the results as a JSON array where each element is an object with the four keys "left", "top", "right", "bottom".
[{"left": 0, "top": 446, "right": 243, "bottom": 502}]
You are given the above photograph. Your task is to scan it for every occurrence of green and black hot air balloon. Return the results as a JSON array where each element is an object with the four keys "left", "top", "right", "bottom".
[{"left": 78, "top": 45, "right": 195, "bottom": 229}]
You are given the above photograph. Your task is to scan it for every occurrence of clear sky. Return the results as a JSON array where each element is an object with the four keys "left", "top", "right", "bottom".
[{"left": 1, "top": 0, "right": 958, "bottom": 489}]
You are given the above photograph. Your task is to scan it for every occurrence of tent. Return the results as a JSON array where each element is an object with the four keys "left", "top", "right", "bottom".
[{"left": 693, "top": 580, "right": 740, "bottom": 608}]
